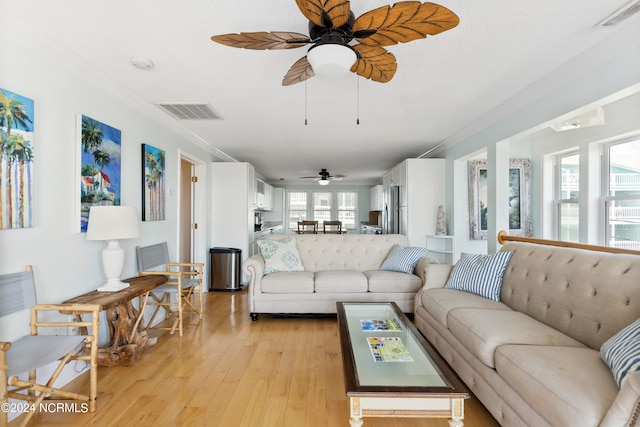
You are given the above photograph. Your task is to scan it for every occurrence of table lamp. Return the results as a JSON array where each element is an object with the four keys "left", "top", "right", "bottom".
[{"left": 86, "top": 205, "right": 141, "bottom": 292}]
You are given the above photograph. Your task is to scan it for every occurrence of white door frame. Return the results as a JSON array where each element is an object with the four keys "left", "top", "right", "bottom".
[{"left": 178, "top": 149, "right": 207, "bottom": 288}]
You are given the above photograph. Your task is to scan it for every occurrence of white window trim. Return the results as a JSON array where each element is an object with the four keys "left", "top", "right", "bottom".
[{"left": 286, "top": 190, "right": 358, "bottom": 231}]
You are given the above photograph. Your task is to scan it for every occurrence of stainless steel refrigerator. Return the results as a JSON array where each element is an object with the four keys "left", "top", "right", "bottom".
[{"left": 383, "top": 185, "right": 400, "bottom": 234}]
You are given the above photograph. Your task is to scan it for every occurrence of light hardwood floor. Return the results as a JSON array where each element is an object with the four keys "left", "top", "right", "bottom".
[{"left": 15, "top": 291, "right": 499, "bottom": 427}]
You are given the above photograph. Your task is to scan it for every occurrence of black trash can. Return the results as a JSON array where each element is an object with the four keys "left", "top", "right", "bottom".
[{"left": 209, "top": 247, "right": 242, "bottom": 291}]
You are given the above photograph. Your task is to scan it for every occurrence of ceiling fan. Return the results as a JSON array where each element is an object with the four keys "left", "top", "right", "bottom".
[
  {"left": 299, "top": 169, "right": 346, "bottom": 185},
  {"left": 211, "top": 0, "right": 459, "bottom": 86}
]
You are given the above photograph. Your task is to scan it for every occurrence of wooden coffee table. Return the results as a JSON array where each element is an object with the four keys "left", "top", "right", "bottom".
[{"left": 337, "top": 302, "right": 469, "bottom": 426}]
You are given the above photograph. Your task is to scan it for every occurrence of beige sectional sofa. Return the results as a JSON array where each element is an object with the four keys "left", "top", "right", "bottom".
[
  {"left": 414, "top": 240, "right": 640, "bottom": 427},
  {"left": 243, "top": 234, "right": 433, "bottom": 320}
]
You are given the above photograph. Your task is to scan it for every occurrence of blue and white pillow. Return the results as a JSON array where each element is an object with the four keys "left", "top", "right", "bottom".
[
  {"left": 444, "top": 251, "right": 513, "bottom": 301},
  {"left": 257, "top": 238, "right": 304, "bottom": 274},
  {"left": 380, "top": 244, "right": 428, "bottom": 274},
  {"left": 601, "top": 317, "right": 640, "bottom": 388}
]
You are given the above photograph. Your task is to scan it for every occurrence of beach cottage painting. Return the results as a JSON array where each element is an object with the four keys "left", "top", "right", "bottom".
[
  {"left": 78, "top": 115, "right": 121, "bottom": 232},
  {"left": 142, "top": 144, "right": 165, "bottom": 221},
  {"left": 0, "top": 88, "right": 34, "bottom": 230}
]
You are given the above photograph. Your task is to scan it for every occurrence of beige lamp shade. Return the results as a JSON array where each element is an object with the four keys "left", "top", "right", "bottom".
[
  {"left": 86, "top": 206, "right": 140, "bottom": 240},
  {"left": 86, "top": 206, "right": 140, "bottom": 291}
]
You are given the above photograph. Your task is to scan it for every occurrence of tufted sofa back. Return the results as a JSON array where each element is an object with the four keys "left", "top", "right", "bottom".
[
  {"left": 264, "top": 233, "right": 410, "bottom": 273},
  {"left": 500, "top": 242, "right": 640, "bottom": 349}
]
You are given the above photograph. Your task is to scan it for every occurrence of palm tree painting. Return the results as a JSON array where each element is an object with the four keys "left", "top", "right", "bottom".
[
  {"left": 0, "top": 88, "right": 34, "bottom": 230},
  {"left": 79, "top": 114, "right": 121, "bottom": 232},
  {"left": 142, "top": 144, "right": 165, "bottom": 221}
]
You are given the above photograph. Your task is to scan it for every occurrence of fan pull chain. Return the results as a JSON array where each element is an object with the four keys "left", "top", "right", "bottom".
[
  {"left": 304, "top": 80, "right": 308, "bottom": 126},
  {"left": 356, "top": 76, "right": 360, "bottom": 125}
]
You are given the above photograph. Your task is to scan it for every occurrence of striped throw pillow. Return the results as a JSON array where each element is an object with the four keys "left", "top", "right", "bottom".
[
  {"left": 444, "top": 252, "right": 513, "bottom": 301},
  {"left": 601, "top": 317, "right": 640, "bottom": 388},
  {"left": 380, "top": 244, "right": 428, "bottom": 274}
]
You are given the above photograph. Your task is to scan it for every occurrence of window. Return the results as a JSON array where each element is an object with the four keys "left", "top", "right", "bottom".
[
  {"left": 605, "top": 140, "right": 640, "bottom": 250},
  {"left": 337, "top": 192, "right": 357, "bottom": 229},
  {"left": 556, "top": 153, "right": 580, "bottom": 242},
  {"left": 313, "top": 192, "right": 332, "bottom": 223},
  {"left": 287, "top": 191, "right": 307, "bottom": 228},
  {"left": 286, "top": 190, "right": 358, "bottom": 230}
]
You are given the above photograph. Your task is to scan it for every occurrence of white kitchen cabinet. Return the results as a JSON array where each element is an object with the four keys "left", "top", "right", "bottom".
[
  {"left": 255, "top": 179, "right": 274, "bottom": 210},
  {"left": 264, "top": 182, "right": 274, "bottom": 210},
  {"left": 263, "top": 187, "right": 284, "bottom": 223},
  {"left": 370, "top": 185, "right": 383, "bottom": 210},
  {"left": 211, "top": 162, "right": 255, "bottom": 281},
  {"left": 386, "top": 159, "right": 445, "bottom": 247},
  {"left": 247, "top": 163, "right": 256, "bottom": 208}
]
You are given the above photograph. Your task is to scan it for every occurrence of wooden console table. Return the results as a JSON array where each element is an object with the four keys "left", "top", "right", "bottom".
[{"left": 63, "top": 275, "right": 167, "bottom": 367}]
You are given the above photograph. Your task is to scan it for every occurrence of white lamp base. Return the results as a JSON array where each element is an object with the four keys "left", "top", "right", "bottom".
[{"left": 96, "top": 239, "right": 131, "bottom": 292}]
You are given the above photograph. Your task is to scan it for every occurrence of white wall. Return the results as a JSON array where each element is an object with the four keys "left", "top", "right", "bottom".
[
  {"left": 0, "top": 21, "right": 218, "bottom": 342},
  {"left": 432, "top": 21, "right": 640, "bottom": 255}
]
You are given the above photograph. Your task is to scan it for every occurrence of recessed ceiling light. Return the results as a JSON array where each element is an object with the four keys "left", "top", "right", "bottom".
[{"left": 130, "top": 57, "right": 155, "bottom": 70}]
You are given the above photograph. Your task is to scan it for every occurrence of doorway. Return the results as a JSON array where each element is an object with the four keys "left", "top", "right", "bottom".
[{"left": 178, "top": 151, "right": 206, "bottom": 277}]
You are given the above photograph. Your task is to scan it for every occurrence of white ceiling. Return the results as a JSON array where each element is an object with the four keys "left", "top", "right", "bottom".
[{"left": 4, "top": 0, "right": 638, "bottom": 184}]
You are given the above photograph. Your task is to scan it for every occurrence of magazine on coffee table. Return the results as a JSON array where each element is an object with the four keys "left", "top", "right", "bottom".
[
  {"left": 367, "top": 337, "right": 414, "bottom": 362},
  {"left": 360, "top": 319, "right": 403, "bottom": 331}
]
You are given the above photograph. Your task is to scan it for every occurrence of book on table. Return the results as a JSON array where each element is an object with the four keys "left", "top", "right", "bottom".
[
  {"left": 367, "top": 337, "right": 413, "bottom": 362},
  {"left": 360, "top": 319, "right": 403, "bottom": 331}
]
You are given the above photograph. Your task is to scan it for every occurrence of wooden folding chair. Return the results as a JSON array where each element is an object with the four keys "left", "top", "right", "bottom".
[
  {"left": 0, "top": 266, "right": 100, "bottom": 427},
  {"left": 136, "top": 242, "right": 204, "bottom": 337}
]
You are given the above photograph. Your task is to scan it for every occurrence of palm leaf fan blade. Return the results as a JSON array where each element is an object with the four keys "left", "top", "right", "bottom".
[
  {"left": 295, "top": 0, "right": 351, "bottom": 28},
  {"left": 211, "top": 32, "right": 310, "bottom": 50},
  {"left": 352, "top": 1, "right": 459, "bottom": 47},
  {"left": 351, "top": 45, "right": 397, "bottom": 83},
  {"left": 282, "top": 56, "right": 316, "bottom": 86}
]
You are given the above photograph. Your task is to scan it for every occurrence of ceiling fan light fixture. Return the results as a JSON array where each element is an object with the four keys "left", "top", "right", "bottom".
[
  {"left": 306, "top": 44, "right": 356, "bottom": 77},
  {"left": 318, "top": 178, "right": 330, "bottom": 186}
]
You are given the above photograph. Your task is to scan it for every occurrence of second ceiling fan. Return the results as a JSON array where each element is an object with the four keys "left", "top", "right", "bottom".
[
  {"left": 211, "top": 0, "right": 459, "bottom": 86},
  {"left": 299, "top": 169, "right": 346, "bottom": 185}
]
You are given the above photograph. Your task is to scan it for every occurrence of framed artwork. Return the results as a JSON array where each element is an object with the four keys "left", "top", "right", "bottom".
[
  {"left": 468, "top": 158, "right": 531, "bottom": 240},
  {"left": 0, "top": 88, "right": 35, "bottom": 230},
  {"left": 77, "top": 114, "right": 121, "bottom": 232},
  {"left": 141, "top": 144, "right": 165, "bottom": 221}
]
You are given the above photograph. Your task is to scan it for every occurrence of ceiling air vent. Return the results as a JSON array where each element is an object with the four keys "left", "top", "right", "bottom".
[
  {"left": 155, "top": 102, "right": 223, "bottom": 120},
  {"left": 597, "top": 0, "right": 640, "bottom": 26}
]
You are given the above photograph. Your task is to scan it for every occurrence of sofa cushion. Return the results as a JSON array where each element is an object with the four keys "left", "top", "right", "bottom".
[
  {"left": 277, "top": 234, "right": 410, "bottom": 272},
  {"left": 420, "top": 288, "right": 511, "bottom": 329},
  {"left": 257, "top": 238, "right": 304, "bottom": 274},
  {"left": 379, "top": 244, "right": 427, "bottom": 274},
  {"left": 600, "top": 317, "right": 640, "bottom": 388},
  {"left": 314, "top": 270, "right": 368, "bottom": 293},
  {"left": 260, "top": 271, "right": 314, "bottom": 293},
  {"left": 496, "top": 345, "right": 618, "bottom": 427},
  {"left": 444, "top": 251, "right": 513, "bottom": 301},
  {"left": 499, "top": 242, "right": 640, "bottom": 350},
  {"left": 364, "top": 270, "right": 422, "bottom": 293},
  {"left": 448, "top": 308, "right": 585, "bottom": 368}
]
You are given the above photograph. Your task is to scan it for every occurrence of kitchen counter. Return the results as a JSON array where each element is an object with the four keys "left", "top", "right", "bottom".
[
  {"left": 255, "top": 223, "right": 284, "bottom": 237},
  {"left": 360, "top": 223, "right": 382, "bottom": 234}
]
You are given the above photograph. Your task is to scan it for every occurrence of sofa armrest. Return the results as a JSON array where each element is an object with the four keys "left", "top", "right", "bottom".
[
  {"left": 414, "top": 256, "right": 440, "bottom": 284},
  {"left": 600, "top": 371, "right": 640, "bottom": 427},
  {"left": 242, "top": 254, "right": 265, "bottom": 295},
  {"left": 415, "top": 263, "right": 455, "bottom": 313},
  {"left": 422, "top": 263, "right": 454, "bottom": 290}
]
